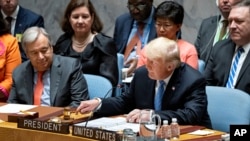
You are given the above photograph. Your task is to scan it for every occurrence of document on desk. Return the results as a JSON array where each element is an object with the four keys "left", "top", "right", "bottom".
[
  {"left": 75, "top": 117, "right": 139, "bottom": 133},
  {"left": 188, "top": 130, "right": 215, "bottom": 136},
  {"left": 0, "top": 104, "right": 37, "bottom": 113}
]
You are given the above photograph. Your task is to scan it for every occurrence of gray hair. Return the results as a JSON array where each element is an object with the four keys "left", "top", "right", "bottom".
[
  {"left": 21, "top": 26, "right": 52, "bottom": 52},
  {"left": 233, "top": 0, "right": 250, "bottom": 10},
  {"left": 145, "top": 37, "right": 181, "bottom": 67}
]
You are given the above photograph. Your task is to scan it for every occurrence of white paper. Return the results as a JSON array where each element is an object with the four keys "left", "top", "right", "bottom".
[
  {"left": 188, "top": 130, "right": 215, "bottom": 136},
  {"left": 75, "top": 117, "right": 139, "bottom": 132},
  {"left": 0, "top": 104, "right": 37, "bottom": 113},
  {"left": 122, "top": 76, "right": 133, "bottom": 83}
]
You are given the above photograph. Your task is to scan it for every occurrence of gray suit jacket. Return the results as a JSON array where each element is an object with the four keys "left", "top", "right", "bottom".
[
  {"left": 195, "top": 15, "right": 220, "bottom": 66},
  {"left": 7, "top": 55, "right": 89, "bottom": 107}
]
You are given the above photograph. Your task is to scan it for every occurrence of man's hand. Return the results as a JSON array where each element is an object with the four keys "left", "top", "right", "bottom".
[
  {"left": 76, "top": 99, "right": 100, "bottom": 114},
  {"left": 124, "top": 58, "right": 138, "bottom": 76},
  {"left": 126, "top": 109, "right": 141, "bottom": 123}
]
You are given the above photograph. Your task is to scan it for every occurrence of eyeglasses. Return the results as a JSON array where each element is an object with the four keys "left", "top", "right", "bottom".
[
  {"left": 155, "top": 22, "right": 173, "bottom": 30},
  {"left": 127, "top": 3, "right": 147, "bottom": 11}
]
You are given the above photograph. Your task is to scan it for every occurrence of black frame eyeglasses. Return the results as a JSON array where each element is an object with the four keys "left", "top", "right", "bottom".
[{"left": 127, "top": 4, "right": 147, "bottom": 11}]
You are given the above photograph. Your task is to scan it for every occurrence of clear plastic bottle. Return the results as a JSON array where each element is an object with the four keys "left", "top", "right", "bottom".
[
  {"left": 161, "top": 120, "right": 171, "bottom": 141},
  {"left": 221, "top": 134, "right": 230, "bottom": 141},
  {"left": 170, "top": 118, "right": 180, "bottom": 140}
]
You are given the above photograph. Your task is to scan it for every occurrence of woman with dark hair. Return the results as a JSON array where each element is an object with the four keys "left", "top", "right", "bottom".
[
  {"left": 138, "top": 1, "right": 198, "bottom": 69},
  {"left": 54, "top": 0, "right": 118, "bottom": 87},
  {"left": 0, "top": 13, "right": 21, "bottom": 101}
]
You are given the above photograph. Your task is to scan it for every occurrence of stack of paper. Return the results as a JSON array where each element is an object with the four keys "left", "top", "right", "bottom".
[{"left": 75, "top": 117, "right": 139, "bottom": 132}]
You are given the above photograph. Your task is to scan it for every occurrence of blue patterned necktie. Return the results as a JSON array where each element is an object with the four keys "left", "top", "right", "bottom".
[
  {"left": 226, "top": 47, "right": 244, "bottom": 88},
  {"left": 154, "top": 80, "right": 165, "bottom": 111}
]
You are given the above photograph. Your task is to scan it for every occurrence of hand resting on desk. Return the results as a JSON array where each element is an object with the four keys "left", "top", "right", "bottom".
[
  {"left": 126, "top": 109, "right": 151, "bottom": 123},
  {"left": 76, "top": 99, "right": 100, "bottom": 114}
]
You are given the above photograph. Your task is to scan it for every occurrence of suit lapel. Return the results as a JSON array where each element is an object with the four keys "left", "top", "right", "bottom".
[
  {"left": 147, "top": 78, "right": 156, "bottom": 107},
  {"left": 163, "top": 67, "right": 181, "bottom": 105},
  {"left": 236, "top": 49, "right": 250, "bottom": 86},
  {"left": 148, "top": 19, "right": 157, "bottom": 42},
  {"left": 25, "top": 63, "right": 35, "bottom": 104},
  {"left": 50, "top": 55, "right": 62, "bottom": 106},
  {"left": 14, "top": 6, "right": 25, "bottom": 35},
  {"left": 121, "top": 18, "right": 134, "bottom": 53},
  {"left": 208, "top": 16, "right": 219, "bottom": 47},
  {"left": 222, "top": 42, "right": 237, "bottom": 84}
]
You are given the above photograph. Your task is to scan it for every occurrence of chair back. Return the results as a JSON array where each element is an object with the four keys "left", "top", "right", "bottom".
[
  {"left": 206, "top": 86, "right": 250, "bottom": 132},
  {"left": 83, "top": 74, "right": 113, "bottom": 99},
  {"left": 116, "top": 53, "right": 124, "bottom": 96},
  {"left": 198, "top": 59, "right": 205, "bottom": 73}
]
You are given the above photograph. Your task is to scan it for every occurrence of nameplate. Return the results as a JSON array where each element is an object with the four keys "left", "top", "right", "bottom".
[
  {"left": 72, "top": 125, "right": 120, "bottom": 141},
  {"left": 17, "top": 118, "right": 70, "bottom": 134}
]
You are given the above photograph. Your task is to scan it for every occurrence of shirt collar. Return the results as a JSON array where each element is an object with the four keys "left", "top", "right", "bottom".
[
  {"left": 1, "top": 5, "right": 19, "bottom": 20},
  {"left": 158, "top": 71, "right": 174, "bottom": 86},
  {"left": 236, "top": 42, "right": 250, "bottom": 54}
]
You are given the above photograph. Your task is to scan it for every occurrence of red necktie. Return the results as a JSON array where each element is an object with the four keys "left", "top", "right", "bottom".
[
  {"left": 124, "top": 22, "right": 145, "bottom": 60},
  {"left": 34, "top": 72, "right": 44, "bottom": 105}
]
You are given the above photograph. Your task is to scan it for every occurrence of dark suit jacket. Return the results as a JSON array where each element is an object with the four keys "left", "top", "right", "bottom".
[
  {"left": 15, "top": 6, "right": 44, "bottom": 62},
  {"left": 7, "top": 55, "right": 89, "bottom": 107},
  {"left": 204, "top": 39, "right": 250, "bottom": 94},
  {"left": 54, "top": 33, "right": 118, "bottom": 87},
  {"left": 113, "top": 13, "right": 157, "bottom": 53},
  {"left": 195, "top": 15, "right": 220, "bottom": 65},
  {"left": 95, "top": 63, "right": 212, "bottom": 128}
]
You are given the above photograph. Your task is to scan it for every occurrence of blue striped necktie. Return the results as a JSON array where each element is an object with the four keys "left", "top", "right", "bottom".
[
  {"left": 154, "top": 80, "right": 165, "bottom": 111},
  {"left": 226, "top": 47, "right": 244, "bottom": 88}
]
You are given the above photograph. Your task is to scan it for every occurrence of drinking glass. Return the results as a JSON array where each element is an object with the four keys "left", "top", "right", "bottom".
[{"left": 139, "top": 109, "right": 161, "bottom": 141}]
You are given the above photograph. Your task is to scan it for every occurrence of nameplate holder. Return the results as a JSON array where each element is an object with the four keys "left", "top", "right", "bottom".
[
  {"left": 72, "top": 125, "right": 122, "bottom": 141},
  {"left": 8, "top": 112, "right": 39, "bottom": 122},
  {"left": 17, "top": 118, "right": 70, "bottom": 134}
]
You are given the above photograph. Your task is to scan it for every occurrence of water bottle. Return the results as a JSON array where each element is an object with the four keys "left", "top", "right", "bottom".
[
  {"left": 122, "top": 128, "right": 136, "bottom": 141},
  {"left": 221, "top": 134, "right": 230, "bottom": 141},
  {"left": 161, "top": 120, "right": 171, "bottom": 141},
  {"left": 170, "top": 118, "right": 180, "bottom": 140}
]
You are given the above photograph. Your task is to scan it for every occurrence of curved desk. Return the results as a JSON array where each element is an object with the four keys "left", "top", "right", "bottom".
[{"left": 0, "top": 103, "right": 225, "bottom": 141}]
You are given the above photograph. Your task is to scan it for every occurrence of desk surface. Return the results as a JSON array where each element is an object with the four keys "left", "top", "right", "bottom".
[
  {"left": 0, "top": 103, "right": 225, "bottom": 141},
  {"left": 0, "top": 121, "right": 225, "bottom": 141}
]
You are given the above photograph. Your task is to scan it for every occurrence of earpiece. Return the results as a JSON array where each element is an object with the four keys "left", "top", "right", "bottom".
[{"left": 216, "top": 0, "right": 219, "bottom": 6}]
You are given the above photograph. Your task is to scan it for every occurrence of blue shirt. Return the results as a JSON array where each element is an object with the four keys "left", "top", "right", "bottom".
[{"left": 126, "top": 6, "right": 155, "bottom": 61}]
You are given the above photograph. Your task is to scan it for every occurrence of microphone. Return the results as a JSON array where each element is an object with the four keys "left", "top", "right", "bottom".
[{"left": 84, "top": 84, "right": 124, "bottom": 127}]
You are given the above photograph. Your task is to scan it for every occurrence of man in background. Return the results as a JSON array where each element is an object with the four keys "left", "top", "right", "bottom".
[
  {"left": 195, "top": 0, "right": 242, "bottom": 67},
  {"left": 7, "top": 27, "right": 89, "bottom": 107},
  {"left": 113, "top": 0, "right": 157, "bottom": 76},
  {"left": 0, "top": 0, "right": 44, "bottom": 62},
  {"left": 204, "top": 0, "right": 250, "bottom": 94}
]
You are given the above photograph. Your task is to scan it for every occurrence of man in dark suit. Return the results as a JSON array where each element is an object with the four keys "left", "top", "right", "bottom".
[
  {"left": 113, "top": 0, "right": 157, "bottom": 75},
  {"left": 7, "top": 27, "right": 89, "bottom": 107},
  {"left": 77, "top": 37, "right": 212, "bottom": 128},
  {"left": 0, "top": 0, "right": 44, "bottom": 62},
  {"left": 204, "top": 0, "right": 250, "bottom": 95},
  {"left": 195, "top": 0, "right": 242, "bottom": 66}
]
